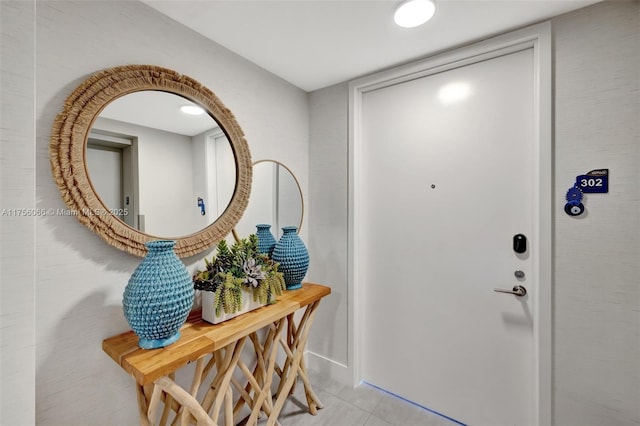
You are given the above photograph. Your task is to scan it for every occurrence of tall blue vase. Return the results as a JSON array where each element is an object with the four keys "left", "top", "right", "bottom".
[
  {"left": 123, "top": 240, "right": 194, "bottom": 349},
  {"left": 272, "top": 226, "right": 309, "bottom": 290},
  {"left": 256, "top": 224, "right": 277, "bottom": 257}
]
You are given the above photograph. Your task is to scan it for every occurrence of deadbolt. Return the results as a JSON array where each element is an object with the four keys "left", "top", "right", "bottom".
[{"left": 514, "top": 270, "right": 525, "bottom": 279}]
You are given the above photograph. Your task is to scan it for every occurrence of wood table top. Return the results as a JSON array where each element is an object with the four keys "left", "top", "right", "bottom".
[{"left": 103, "top": 282, "right": 331, "bottom": 385}]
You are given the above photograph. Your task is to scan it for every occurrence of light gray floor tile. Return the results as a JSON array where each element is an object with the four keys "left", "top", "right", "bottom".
[
  {"left": 372, "top": 392, "right": 456, "bottom": 426},
  {"left": 335, "top": 383, "right": 386, "bottom": 413},
  {"left": 278, "top": 389, "right": 370, "bottom": 426},
  {"left": 240, "top": 369, "right": 460, "bottom": 426},
  {"left": 364, "top": 414, "right": 394, "bottom": 426},
  {"left": 305, "top": 368, "right": 346, "bottom": 396}
]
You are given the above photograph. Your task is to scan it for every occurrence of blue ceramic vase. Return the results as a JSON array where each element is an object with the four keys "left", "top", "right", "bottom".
[
  {"left": 272, "top": 226, "right": 309, "bottom": 290},
  {"left": 256, "top": 224, "right": 277, "bottom": 257},
  {"left": 123, "top": 240, "right": 194, "bottom": 349}
]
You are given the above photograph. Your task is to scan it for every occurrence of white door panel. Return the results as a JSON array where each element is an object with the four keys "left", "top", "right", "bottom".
[
  {"left": 86, "top": 145, "right": 123, "bottom": 215},
  {"left": 361, "top": 49, "right": 534, "bottom": 425}
]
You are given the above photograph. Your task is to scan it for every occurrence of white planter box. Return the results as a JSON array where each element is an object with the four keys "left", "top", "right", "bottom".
[{"left": 201, "top": 290, "right": 266, "bottom": 324}]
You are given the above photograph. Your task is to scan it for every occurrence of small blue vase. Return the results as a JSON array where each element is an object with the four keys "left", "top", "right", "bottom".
[
  {"left": 256, "top": 224, "right": 277, "bottom": 257},
  {"left": 123, "top": 240, "right": 194, "bottom": 349},
  {"left": 272, "top": 226, "right": 309, "bottom": 290}
]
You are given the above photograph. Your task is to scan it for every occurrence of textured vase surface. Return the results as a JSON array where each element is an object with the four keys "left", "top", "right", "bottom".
[
  {"left": 123, "top": 240, "right": 194, "bottom": 349},
  {"left": 256, "top": 224, "right": 277, "bottom": 257},
  {"left": 272, "top": 226, "right": 309, "bottom": 290}
]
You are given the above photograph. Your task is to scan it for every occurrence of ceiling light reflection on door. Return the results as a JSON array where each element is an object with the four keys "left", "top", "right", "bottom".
[
  {"left": 394, "top": 0, "right": 436, "bottom": 28},
  {"left": 438, "top": 82, "right": 472, "bottom": 104}
]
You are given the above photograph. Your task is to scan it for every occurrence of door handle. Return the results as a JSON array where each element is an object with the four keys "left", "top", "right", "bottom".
[{"left": 494, "top": 285, "right": 527, "bottom": 297}]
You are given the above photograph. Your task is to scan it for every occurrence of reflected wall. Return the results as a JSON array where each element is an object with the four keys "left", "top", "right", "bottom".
[{"left": 234, "top": 161, "right": 303, "bottom": 240}]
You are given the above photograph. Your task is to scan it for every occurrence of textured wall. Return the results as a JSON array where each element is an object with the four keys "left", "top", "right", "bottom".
[
  {"left": 552, "top": 1, "right": 640, "bottom": 425},
  {"left": 2, "top": 0, "right": 308, "bottom": 424},
  {"left": 0, "top": 1, "right": 36, "bottom": 424}
]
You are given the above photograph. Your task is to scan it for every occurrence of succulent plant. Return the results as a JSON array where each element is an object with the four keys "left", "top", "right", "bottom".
[
  {"left": 243, "top": 258, "right": 266, "bottom": 287},
  {"left": 193, "top": 234, "right": 286, "bottom": 316}
]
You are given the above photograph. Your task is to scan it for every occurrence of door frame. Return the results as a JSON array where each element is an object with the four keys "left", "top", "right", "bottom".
[{"left": 348, "top": 22, "right": 552, "bottom": 425}]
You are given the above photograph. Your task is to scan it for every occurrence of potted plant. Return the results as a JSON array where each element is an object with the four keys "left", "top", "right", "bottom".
[{"left": 193, "top": 234, "right": 286, "bottom": 324}]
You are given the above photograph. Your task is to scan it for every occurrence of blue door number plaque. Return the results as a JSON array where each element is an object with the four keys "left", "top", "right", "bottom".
[{"left": 576, "top": 169, "right": 608, "bottom": 194}]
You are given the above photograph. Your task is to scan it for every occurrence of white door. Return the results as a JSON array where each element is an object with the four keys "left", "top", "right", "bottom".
[
  {"left": 87, "top": 134, "right": 138, "bottom": 229},
  {"left": 360, "top": 48, "right": 537, "bottom": 425},
  {"left": 86, "top": 144, "right": 123, "bottom": 215},
  {"left": 206, "top": 131, "right": 235, "bottom": 221}
]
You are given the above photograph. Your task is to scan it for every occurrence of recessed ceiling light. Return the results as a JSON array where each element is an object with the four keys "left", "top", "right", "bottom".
[
  {"left": 180, "top": 105, "right": 205, "bottom": 115},
  {"left": 394, "top": 0, "right": 436, "bottom": 28}
]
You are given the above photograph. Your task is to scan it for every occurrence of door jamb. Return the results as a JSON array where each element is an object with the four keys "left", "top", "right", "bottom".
[{"left": 347, "top": 21, "right": 552, "bottom": 425}]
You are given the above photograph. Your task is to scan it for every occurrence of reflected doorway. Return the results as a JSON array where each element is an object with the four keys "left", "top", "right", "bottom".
[{"left": 87, "top": 132, "right": 139, "bottom": 230}]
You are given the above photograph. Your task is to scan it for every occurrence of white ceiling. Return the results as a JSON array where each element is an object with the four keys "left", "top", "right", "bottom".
[
  {"left": 100, "top": 91, "right": 218, "bottom": 136},
  {"left": 143, "top": 0, "right": 600, "bottom": 92}
]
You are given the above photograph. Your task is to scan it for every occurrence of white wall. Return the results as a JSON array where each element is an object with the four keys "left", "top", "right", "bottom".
[
  {"left": 235, "top": 162, "right": 277, "bottom": 238},
  {"left": 235, "top": 162, "right": 305, "bottom": 239},
  {"left": 307, "top": 1, "right": 639, "bottom": 424},
  {"left": 278, "top": 165, "right": 304, "bottom": 233},
  {"left": 307, "top": 83, "right": 350, "bottom": 373},
  {"left": 1, "top": 0, "right": 309, "bottom": 423},
  {"left": 136, "top": 125, "right": 194, "bottom": 237}
]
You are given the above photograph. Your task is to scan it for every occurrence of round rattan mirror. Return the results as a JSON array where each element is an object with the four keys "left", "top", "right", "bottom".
[{"left": 50, "top": 65, "right": 252, "bottom": 257}]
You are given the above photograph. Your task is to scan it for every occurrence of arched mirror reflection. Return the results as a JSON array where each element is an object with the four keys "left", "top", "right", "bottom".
[
  {"left": 234, "top": 160, "right": 303, "bottom": 240},
  {"left": 87, "top": 91, "right": 236, "bottom": 237}
]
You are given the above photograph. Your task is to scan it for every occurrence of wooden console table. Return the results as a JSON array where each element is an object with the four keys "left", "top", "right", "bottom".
[{"left": 103, "top": 282, "right": 331, "bottom": 426}]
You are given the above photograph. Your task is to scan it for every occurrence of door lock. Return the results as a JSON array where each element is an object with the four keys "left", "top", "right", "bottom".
[{"left": 513, "top": 234, "right": 527, "bottom": 254}]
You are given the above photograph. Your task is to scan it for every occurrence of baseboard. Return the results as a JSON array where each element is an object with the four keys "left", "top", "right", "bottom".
[{"left": 305, "top": 350, "right": 354, "bottom": 387}]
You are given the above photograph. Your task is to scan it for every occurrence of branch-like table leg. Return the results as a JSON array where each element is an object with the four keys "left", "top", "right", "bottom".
[
  {"left": 268, "top": 301, "right": 322, "bottom": 425},
  {"left": 136, "top": 384, "right": 153, "bottom": 426},
  {"left": 200, "top": 337, "right": 247, "bottom": 423},
  {"left": 243, "top": 318, "right": 286, "bottom": 425}
]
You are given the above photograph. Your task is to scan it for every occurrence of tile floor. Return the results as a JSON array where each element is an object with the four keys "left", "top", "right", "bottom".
[{"left": 246, "top": 369, "right": 460, "bottom": 426}]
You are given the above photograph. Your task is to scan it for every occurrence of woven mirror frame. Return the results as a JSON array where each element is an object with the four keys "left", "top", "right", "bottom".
[{"left": 50, "top": 65, "right": 252, "bottom": 257}]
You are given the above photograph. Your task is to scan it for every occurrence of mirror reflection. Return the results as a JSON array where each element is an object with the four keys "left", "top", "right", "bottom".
[
  {"left": 86, "top": 91, "right": 236, "bottom": 237},
  {"left": 234, "top": 160, "right": 303, "bottom": 240}
]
